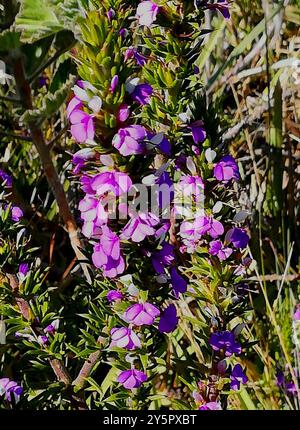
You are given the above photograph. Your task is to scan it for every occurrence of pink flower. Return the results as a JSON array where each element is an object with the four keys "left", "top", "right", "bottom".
[
  {"left": 124, "top": 302, "right": 160, "bottom": 326},
  {"left": 209, "top": 240, "right": 233, "bottom": 260},
  {"left": 90, "top": 171, "right": 132, "bottom": 197},
  {"left": 67, "top": 96, "right": 82, "bottom": 122},
  {"left": 110, "top": 327, "right": 141, "bottom": 350},
  {"left": 136, "top": 1, "right": 159, "bottom": 26},
  {"left": 78, "top": 195, "right": 107, "bottom": 238},
  {"left": 117, "top": 104, "right": 130, "bottom": 122},
  {"left": 70, "top": 110, "right": 95, "bottom": 143},
  {"left": 110, "top": 75, "right": 119, "bottom": 93},
  {"left": 118, "top": 369, "right": 147, "bottom": 389},
  {"left": 92, "top": 226, "right": 125, "bottom": 277},
  {"left": 112, "top": 125, "right": 147, "bottom": 156},
  {"left": 121, "top": 212, "right": 159, "bottom": 242}
]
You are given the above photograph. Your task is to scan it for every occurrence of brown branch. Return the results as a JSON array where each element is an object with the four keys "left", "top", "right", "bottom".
[
  {"left": 12, "top": 56, "right": 91, "bottom": 284},
  {"left": 6, "top": 272, "right": 72, "bottom": 386},
  {"left": 72, "top": 336, "right": 105, "bottom": 390}
]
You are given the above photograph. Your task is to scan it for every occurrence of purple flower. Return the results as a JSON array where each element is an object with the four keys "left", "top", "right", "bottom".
[
  {"left": 72, "top": 148, "right": 95, "bottom": 173},
  {"left": 112, "top": 125, "right": 147, "bottom": 156},
  {"left": 92, "top": 226, "right": 125, "bottom": 278},
  {"left": 70, "top": 110, "right": 95, "bottom": 143},
  {"left": 90, "top": 171, "right": 132, "bottom": 197},
  {"left": 119, "top": 28, "right": 128, "bottom": 38},
  {"left": 117, "top": 104, "right": 130, "bottom": 122},
  {"left": 107, "top": 290, "right": 123, "bottom": 303},
  {"left": 44, "top": 324, "right": 56, "bottom": 334},
  {"left": 110, "top": 327, "right": 141, "bottom": 350},
  {"left": 207, "top": 1, "right": 230, "bottom": 20},
  {"left": 18, "top": 263, "right": 29, "bottom": 277},
  {"left": 209, "top": 240, "right": 233, "bottom": 260},
  {"left": 149, "top": 133, "right": 171, "bottom": 155},
  {"left": 118, "top": 369, "right": 147, "bottom": 389},
  {"left": 38, "top": 335, "right": 49, "bottom": 345},
  {"left": 107, "top": 8, "right": 115, "bottom": 20},
  {"left": 179, "top": 175, "right": 205, "bottom": 202},
  {"left": 121, "top": 212, "right": 159, "bottom": 242},
  {"left": 11, "top": 206, "right": 23, "bottom": 222},
  {"left": 79, "top": 195, "right": 107, "bottom": 238},
  {"left": 67, "top": 96, "right": 83, "bottom": 122},
  {"left": 124, "top": 48, "right": 147, "bottom": 66},
  {"left": 131, "top": 83, "right": 153, "bottom": 105},
  {"left": 214, "top": 155, "right": 239, "bottom": 182},
  {"left": 0, "top": 378, "right": 23, "bottom": 402},
  {"left": 294, "top": 306, "right": 300, "bottom": 321},
  {"left": 158, "top": 304, "right": 178, "bottom": 333},
  {"left": 225, "top": 228, "right": 249, "bottom": 249},
  {"left": 189, "top": 121, "right": 206, "bottom": 144},
  {"left": 152, "top": 242, "right": 175, "bottom": 274},
  {"left": 180, "top": 216, "right": 224, "bottom": 244},
  {"left": 136, "top": 1, "right": 159, "bottom": 27},
  {"left": 170, "top": 267, "right": 187, "bottom": 298},
  {"left": 110, "top": 75, "right": 119, "bottom": 93},
  {"left": 230, "top": 364, "right": 248, "bottom": 391},
  {"left": 199, "top": 402, "right": 222, "bottom": 410},
  {"left": 124, "top": 302, "right": 160, "bottom": 326},
  {"left": 0, "top": 169, "right": 12, "bottom": 187},
  {"left": 209, "top": 331, "right": 242, "bottom": 357}
]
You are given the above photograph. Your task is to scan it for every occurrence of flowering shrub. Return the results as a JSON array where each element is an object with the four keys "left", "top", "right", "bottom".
[{"left": 0, "top": 0, "right": 299, "bottom": 411}]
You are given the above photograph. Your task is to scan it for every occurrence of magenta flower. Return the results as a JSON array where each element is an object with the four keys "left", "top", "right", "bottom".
[
  {"left": 131, "top": 83, "right": 153, "bottom": 105},
  {"left": 72, "top": 148, "right": 95, "bottom": 173},
  {"left": 91, "top": 171, "right": 132, "bottom": 196},
  {"left": 110, "top": 75, "right": 119, "bottom": 93},
  {"left": 118, "top": 369, "right": 147, "bottom": 389},
  {"left": 230, "top": 364, "right": 248, "bottom": 391},
  {"left": 199, "top": 402, "right": 222, "bottom": 410},
  {"left": 124, "top": 302, "right": 160, "bottom": 326},
  {"left": 152, "top": 242, "right": 175, "bottom": 274},
  {"left": 124, "top": 48, "right": 147, "bottom": 66},
  {"left": 214, "top": 155, "right": 239, "bottom": 182},
  {"left": 121, "top": 212, "right": 159, "bottom": 242},
  {"left": 79, "top": 195, "right": 107, "bottom": 238},
  {"left": 209, "top": 240, "right": 233, "bottom": 260},
  {"left": 11, "top": 206, "right": 23, "bottom": 222},
  {"left": 92, "top": 226, "right": 125, "bottom": 278},
  {"left": 209, "top": 331, "right": 242, "bottom": 357},
  {"left": 18, "top": 263, "right": 29, "bottom": 282},
  {"left": 189, "top": 120, "right": 206, "bottom": 144},
  {"left": 136, "top": 1, "right": 159, "bottom": 27},
  {"left": 112, "top": 125, "right": 147, "bottom": 156},
  {"left": 117, "top": 104, "right": 130, "bottom": 122},
  {"left": 110, "top": 327, "right": 141, "bottom": 350},
  {"left": 294, "top": 306, "right": 300, "bottom": 321},
  {"left": 70, "top": 110, "right": 95, "bottom": 143},
  {"left": 179, "top": 175, "right": 205, "bottom": 201},
  {"left": 225, "top": 228, "right": 249, "bottom": 249},
  {"left": 170, "top": 267, "right": 187, "bottom": 298},
  {"left": 67, "top": 96, "right": 83, "bottom": 122},
  {"left": 0, "top": 378, "right": 23, "bottom": 402},
  {"left": 158, "top": 304, "right": 178, "bottom": 333},
  {"left": 107, "top": 290, "right": 123, "bottom": 303}
]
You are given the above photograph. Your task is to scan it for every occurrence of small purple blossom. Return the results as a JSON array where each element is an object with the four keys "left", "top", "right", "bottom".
[
  {"left": 209, "top": 240, "right": 233, "bottom": 260},
  {"left": 72, "top": 148, "right": 95, "bottom": 173},
  {"left": 110, "top": 327, "right": 141, "bottom": 350},
  {"left": 0, "top": 378, "right": 23, "bottom": 402},
  {"left": 124, "top": 48, "right": 147, "bottom": 66},
  {"left": 152, "top": 242, "right": 175, "bottom": 274},
  {"left": 107, "top": 290, "right": 123, "bottom": 303},
  {"left": 214, "top": 155, "right": 240, "bottom": 182},
  {"left": 207, "top": 0, "right": 230, "bottom": 20},
  {"left": 230, "top": 364, "right": 248, "bottom": 391},
  {"left": 0, "top": 169, "right": 12, "bottom": 187},
  {"left": 69, "top": 110, "right": 95, "bottom": 143},
  {"left": 158, "top": 304, "right": 178, "bottom": 333},
  {"left": 121, "top": 212, "right": 159, "bottom": 242},
  {"left": 130, "top": 83, "right": 153, "bottom": 105},
  {"left": 90, "top": 171, "right": 132, "bottom": 197},
  {"left": 11, "top": 206, "right": 23, "bottom": 222},
  {"left": 136, "top": 1, "right": 159, "bottom": 27},
  {"left": 170, "top": 267, "right": 187, "bottom": 298},
  {"left": 110, "top": 75, "right": 119, "bottom": 93},
  {"left": 225, "top": 228, "right": 249, "bottom": 249},
  {"left": 18, "top": 263, "right": 29, "bottom": 278},
  {"left": 199, "top": 402, "right": 222, "bottom": 410},
  {"left": 117, "top": 104, "right": 130, "bottom": 122},
  {"left": 293, "top": 306, "right": 300, "bottom": 321},
  {"left": 107, "top": 8, "right": 115, "bottom": 20},
  {"left": 112, "top": 125, "right": 147, "bottom": 156},
  {"left": 124, "top": 302, "right": 160, "bottom": 326},
  {"left": 209, "top": 331, "right": 242, "bottom": 357},
  {"left": 189, "top": 120, "right": 206, "bottom": 144},
  {"left": 118, "top": 369, "right": 147, "bottom": 389}
]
